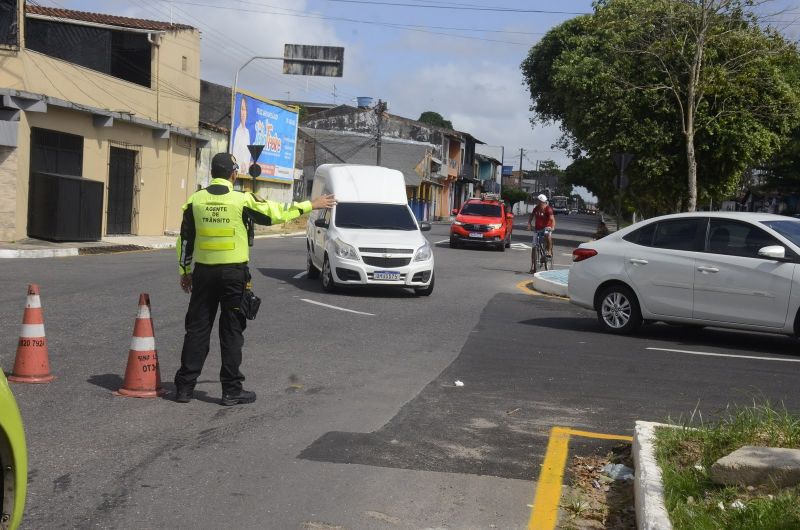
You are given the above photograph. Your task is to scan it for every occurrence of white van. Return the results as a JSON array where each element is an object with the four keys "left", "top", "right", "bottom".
[{"left": 306, "top": 164, "right": 434, "bottom": 295}]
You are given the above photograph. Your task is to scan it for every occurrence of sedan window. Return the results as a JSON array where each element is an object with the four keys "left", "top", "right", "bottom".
[
  {"left": 761, "top": 220, "right": 800, "bottom": 248},
  {"left": 706, "top": 219, "right": 786, "bottom": 258},
  {"left": 623, "top": 222, "right": 656, "bottom": 246},
  {"left": 651, "top": 219, "right": 704, "bottom": 251}
]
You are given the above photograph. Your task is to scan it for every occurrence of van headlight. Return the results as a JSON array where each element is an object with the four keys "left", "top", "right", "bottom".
[
  {"left": 487, "top": 223, "right": 502, "bottom": 229},
  {"left": 452, "top": 220, "right": 464, "bottom": 226},
  {"left": 414, "top": 241, "right": 432, "bottom": 262},
  {"left": 334, "top": 238, "right": 360, "bottom": 261}
]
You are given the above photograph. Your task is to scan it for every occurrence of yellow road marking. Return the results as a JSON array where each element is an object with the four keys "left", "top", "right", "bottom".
[
  {"left": 529, "top": 427, "right": 571, "bottom": 529},
  {"left": 515, "top": 279, "right": 567, "bottom": 300},
  {"left": 528, "top": 427, "right": 632, "bottom": 530}
]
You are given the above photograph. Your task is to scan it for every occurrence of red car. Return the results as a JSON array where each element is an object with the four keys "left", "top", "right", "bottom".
[{"left": 449, "top": 196, "right": 514, "bottom": 251}]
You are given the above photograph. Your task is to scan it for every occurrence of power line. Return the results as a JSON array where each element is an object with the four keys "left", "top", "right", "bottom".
[{"left": 325, "top": 0, "right": 588, "bottom": 15}]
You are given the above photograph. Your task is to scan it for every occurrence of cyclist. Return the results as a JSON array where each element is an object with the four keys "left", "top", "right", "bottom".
[{"left": 527, "top": 194, "right": 555, "bottom": 273}]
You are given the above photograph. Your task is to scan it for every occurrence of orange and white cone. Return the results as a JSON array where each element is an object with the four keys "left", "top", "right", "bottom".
[
  {"left": 115, "top": 294, "right": 164, "bottom": 398},
  {"left": 9, "top": 284, "right": 54, "bottom": 384}
]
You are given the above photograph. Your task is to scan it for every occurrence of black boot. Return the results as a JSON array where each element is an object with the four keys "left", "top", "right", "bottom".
[
  {"left": 175, "top": 386, "right": 194, "bottom": 403},
  {"left": 220, "top": 389, "right": 256, "bottom": 406}
]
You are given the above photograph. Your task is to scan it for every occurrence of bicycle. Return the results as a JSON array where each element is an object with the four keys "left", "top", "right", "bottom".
[{"left": 533, "top": 229, "right": 552, "bottom": 272}]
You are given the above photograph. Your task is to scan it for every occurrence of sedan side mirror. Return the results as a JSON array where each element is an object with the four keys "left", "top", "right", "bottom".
[
  {"left": 314, "top": 218, "right": 329, "bottom": 228},
  {"left": 419, "top": 222, "right": 432, "bottom": 232},
  {"left": 758, "top": 245, "right": 786, "bottom": 259},
  {"left": 451, "top": 208, "right": 459, "bottom": 216}
]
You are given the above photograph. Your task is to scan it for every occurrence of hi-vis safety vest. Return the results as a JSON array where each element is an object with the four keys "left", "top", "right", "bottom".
[{"left": 177, "top": 178, "right": 312, "bottom": 273}]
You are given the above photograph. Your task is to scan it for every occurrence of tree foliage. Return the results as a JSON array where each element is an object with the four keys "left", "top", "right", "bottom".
[
  {"left": 502, "top": 187, "right": 529, "bottom": 208},
  {"left": 521, "top": 0, "right": 800, "bottom": 215},
  {"left": 418, "top": 111, "right": 453, "bottom": 130}
]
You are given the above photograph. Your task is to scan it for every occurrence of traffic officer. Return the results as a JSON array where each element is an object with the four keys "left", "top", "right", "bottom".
[{"left": 175, "top": 152, "right": 335, "bottom": 405}]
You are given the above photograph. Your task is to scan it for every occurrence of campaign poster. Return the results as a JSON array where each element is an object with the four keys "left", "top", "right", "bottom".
[{"left": 230, "top": 89, "right": 298, "bottom": 184}]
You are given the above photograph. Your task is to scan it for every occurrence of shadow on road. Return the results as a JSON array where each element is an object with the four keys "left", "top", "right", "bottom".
[
  {"left": 522, "top": 316, "right": 800, "bottom": 356},
  {"left": 86, "top": 374, "right": 221, "bottom": 404}
]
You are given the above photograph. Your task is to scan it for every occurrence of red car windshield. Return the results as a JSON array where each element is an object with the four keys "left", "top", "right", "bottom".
[{"left": 461, "top": 203, "right": 501, "bottom": 217}]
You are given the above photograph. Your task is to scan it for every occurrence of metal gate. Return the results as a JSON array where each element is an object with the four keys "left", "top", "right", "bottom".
[{"left": 106, "top": 147, "right": 136, "bottom": 235}]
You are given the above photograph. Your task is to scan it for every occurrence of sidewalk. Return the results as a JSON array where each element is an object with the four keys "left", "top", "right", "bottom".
[{"left": 0, "top": 222, "right": 306, "bottom": 259}]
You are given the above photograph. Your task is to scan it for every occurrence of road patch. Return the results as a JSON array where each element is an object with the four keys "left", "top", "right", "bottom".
[{"left": 528, "top": 427, "right": 632, "bottom": 530}]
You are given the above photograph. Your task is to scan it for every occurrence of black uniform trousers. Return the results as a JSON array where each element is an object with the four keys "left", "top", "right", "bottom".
[{"left": 175, "top": 263, "right": 248, "bottom": 394}]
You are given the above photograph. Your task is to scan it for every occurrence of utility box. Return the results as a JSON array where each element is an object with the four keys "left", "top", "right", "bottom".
[{"left": 27, "top": 172, "right": 104, "bottom": 241}]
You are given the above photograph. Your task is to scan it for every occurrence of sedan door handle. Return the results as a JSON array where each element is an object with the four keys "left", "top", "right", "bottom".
[
  {"left": 697, "top": 266, "right": 719, "bottom": 273},
  {"left": 629, "top": 258, "right": 649, "bottom": 265}
]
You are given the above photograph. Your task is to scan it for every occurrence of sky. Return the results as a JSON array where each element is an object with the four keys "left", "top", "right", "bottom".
[{"left": 44, "top": 0, "right": 800, "bottom": 190}]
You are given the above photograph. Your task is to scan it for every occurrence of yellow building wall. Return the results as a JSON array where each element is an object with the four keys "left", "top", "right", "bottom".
[
  {"left": 0, "top": 21, "right": 200, "bottom": 130},
  {"left": 11, "top": 106, "right": 195, "bottom": 240}
]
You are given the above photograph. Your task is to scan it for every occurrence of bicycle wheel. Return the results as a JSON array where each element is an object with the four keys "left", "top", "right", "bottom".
[{"left": 539, "top": 244, "right": 550, "bottom": 271}]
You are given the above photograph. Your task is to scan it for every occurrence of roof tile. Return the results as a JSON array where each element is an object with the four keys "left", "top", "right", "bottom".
[{"left": 26, "top": 5, "right": 195, "bottom": 31}]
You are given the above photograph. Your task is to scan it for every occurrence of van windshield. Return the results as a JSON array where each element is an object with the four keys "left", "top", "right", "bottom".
[{"left": 335, "top": 203, "right": 418, "bottom": 230}]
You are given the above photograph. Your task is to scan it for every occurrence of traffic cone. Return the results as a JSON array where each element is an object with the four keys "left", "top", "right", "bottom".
[
  {"left": 8, "top": 284, "right": 54, "bottom": 383},
  {"left": 115, "top": 294, "right": 164, "bottom": 398}
]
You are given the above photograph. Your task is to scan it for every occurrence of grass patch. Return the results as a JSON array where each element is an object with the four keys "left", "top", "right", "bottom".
[{"left": 655, "top": 401, "right": 800, "bottom": 529}]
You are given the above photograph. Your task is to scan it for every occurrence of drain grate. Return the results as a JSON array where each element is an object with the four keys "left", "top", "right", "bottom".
[{"left": 78, "top": 245, "right": 151, "bottom": 255}]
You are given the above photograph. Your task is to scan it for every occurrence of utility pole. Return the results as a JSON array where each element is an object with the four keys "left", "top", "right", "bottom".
[
  {"left": 518, "top": 148, "right": 524, "bottom": 187},
  {"left": 375, "top": 99, "right": 387, "bottom": 166}
]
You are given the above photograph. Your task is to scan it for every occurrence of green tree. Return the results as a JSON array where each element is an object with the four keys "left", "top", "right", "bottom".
[
  {"left": 521, "top": 0, "right": 800, "bottom": 213},
  {"left": 418, "top": 111, "right": 453, "bottom": 130},
  {"left": 502, "top": 187, "right": 529, "bottom": 210}
]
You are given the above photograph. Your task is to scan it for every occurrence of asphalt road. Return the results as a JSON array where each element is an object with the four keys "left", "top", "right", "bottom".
[{"left": 2, "top": 213, "right": 799, "bottom": 529}]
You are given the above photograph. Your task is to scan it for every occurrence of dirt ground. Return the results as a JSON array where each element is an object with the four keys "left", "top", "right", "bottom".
[{"left": 558, "top": 444, "right": 636, "bottom": 529}]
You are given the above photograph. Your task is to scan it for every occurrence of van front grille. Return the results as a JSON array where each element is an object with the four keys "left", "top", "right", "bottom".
[
  {"left": 359, "top": 247, "right": 414, "bottom": 254},
  {"left": 362, "top": 257, "right": 411, "bottom": 268}
]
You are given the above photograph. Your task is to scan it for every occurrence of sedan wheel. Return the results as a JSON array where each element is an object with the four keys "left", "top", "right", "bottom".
[{"left": 597, "top": 285, "right": 642, "bottom": 334}]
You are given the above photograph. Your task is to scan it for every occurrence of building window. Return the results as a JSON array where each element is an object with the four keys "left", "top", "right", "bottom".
[
  {"left": 182, "top": 55, "right": 187, "bottom": 71},
  {"left": 0, "top": 0, "right": 18, "bottom": 46},
  {"left": 26, "top": 18, "right": 151, "bottom": 88},
  {"left": 30, "top": 127, "right": 84, "bottom": 176}
]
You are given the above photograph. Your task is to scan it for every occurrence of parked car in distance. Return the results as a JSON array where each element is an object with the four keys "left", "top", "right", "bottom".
[
  {"left": 306, "top": 164, "right": 434, "bottom": 296},
  {"left": 569, "top": 212, "right": 800, "bottom": 336},
  {"left": 449, "top": 194, "right": 514, "bottom": 251},
  {"left": 0, "top": 370, "right": 27, "bottom": 530}
]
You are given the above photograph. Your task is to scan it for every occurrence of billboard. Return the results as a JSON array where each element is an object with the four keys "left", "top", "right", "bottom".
[
  {"left": 230, "top": 89, "right": 298, "bottom": 184},
  {"left": 502, "top": 165, "right": 514, "bottom": 176}
]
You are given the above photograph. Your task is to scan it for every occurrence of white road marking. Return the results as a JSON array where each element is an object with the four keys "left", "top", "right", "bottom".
[
  {"left": 511, "top": 243, "right": 531, "bottom": 250},
  {"left": 647, "top": 347, "right": 800, "bottom": 364},
  {"left": 293, "top": 271, "right": 308, "bottom": 279},
  {"left": 435, "top": 239, "right": 449, "bottom": 245},
  {"left": 300, "top": 298, "right": 375, "bottom": 316}
]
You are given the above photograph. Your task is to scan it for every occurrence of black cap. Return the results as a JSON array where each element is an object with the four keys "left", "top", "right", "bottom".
[{"left": 211, "top": 152, "right": 239, "bottom": 177}]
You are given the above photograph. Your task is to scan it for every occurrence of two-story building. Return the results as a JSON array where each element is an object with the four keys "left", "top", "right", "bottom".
[{"left": 0, "top": 2, "right": 206, "bottom": 242}]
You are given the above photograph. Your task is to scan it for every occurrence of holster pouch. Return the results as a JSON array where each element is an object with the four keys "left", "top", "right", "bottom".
[{"left": 240, "top": 289, "right": 261, "bottom": 320}]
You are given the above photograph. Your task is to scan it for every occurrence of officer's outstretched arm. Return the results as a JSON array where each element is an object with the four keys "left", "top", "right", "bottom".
[{"left": 242, "top": 193, "right": 313, "bottom": 225}]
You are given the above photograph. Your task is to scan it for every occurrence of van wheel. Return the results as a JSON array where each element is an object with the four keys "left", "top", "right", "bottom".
[
  {"left": 414, "top": 273, "right": 434, "bottom": 296},
  {"left": 307, "top": 251, "right": 320, "bottom": 279},
  {"left": 321, "top": 255, "right": 337, "bottom": 292},
  {"left": 505, "top": 234, "right": 511, "bottom": 248},
  {"left": 449, "top": 237, "right": 459, "bottom": 249},
  {"left": 596, "top": 285, "right": 642, "bottom": 334},
  {"left": 497, "top": 242, "right": 506, "bottom": 252}
]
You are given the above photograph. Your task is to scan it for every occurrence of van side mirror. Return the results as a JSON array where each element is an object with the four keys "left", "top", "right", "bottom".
[
  {"left": 506, "top": 213, "right": 514, "bottom": 219},
  {"left": 451, "top": 208, "right": 459, "bottom": 216},
  {"left": 314, "top": 218, "right": 329, "bottom": 228},
  {"left": 419, "top": 222, "right": 431, "bottom": 232}
]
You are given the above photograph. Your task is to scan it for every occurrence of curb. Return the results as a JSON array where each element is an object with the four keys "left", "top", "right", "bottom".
[
  {"left": 532, "top": 271, "right": 568, "bottom": 297},
  {"left": 633, "top": 421, "right": 673, "bottom": 530},
  {"left": 0, "top": 248, "right": 79, "bottom": 259}
]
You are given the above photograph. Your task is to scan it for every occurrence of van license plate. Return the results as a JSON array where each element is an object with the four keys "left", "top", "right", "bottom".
[
  {"left": 374, "top": 271, "right": 400, "bottom": 281},
  {"left": 469, "top": 232, "right": 483, "bottom": 238}
]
